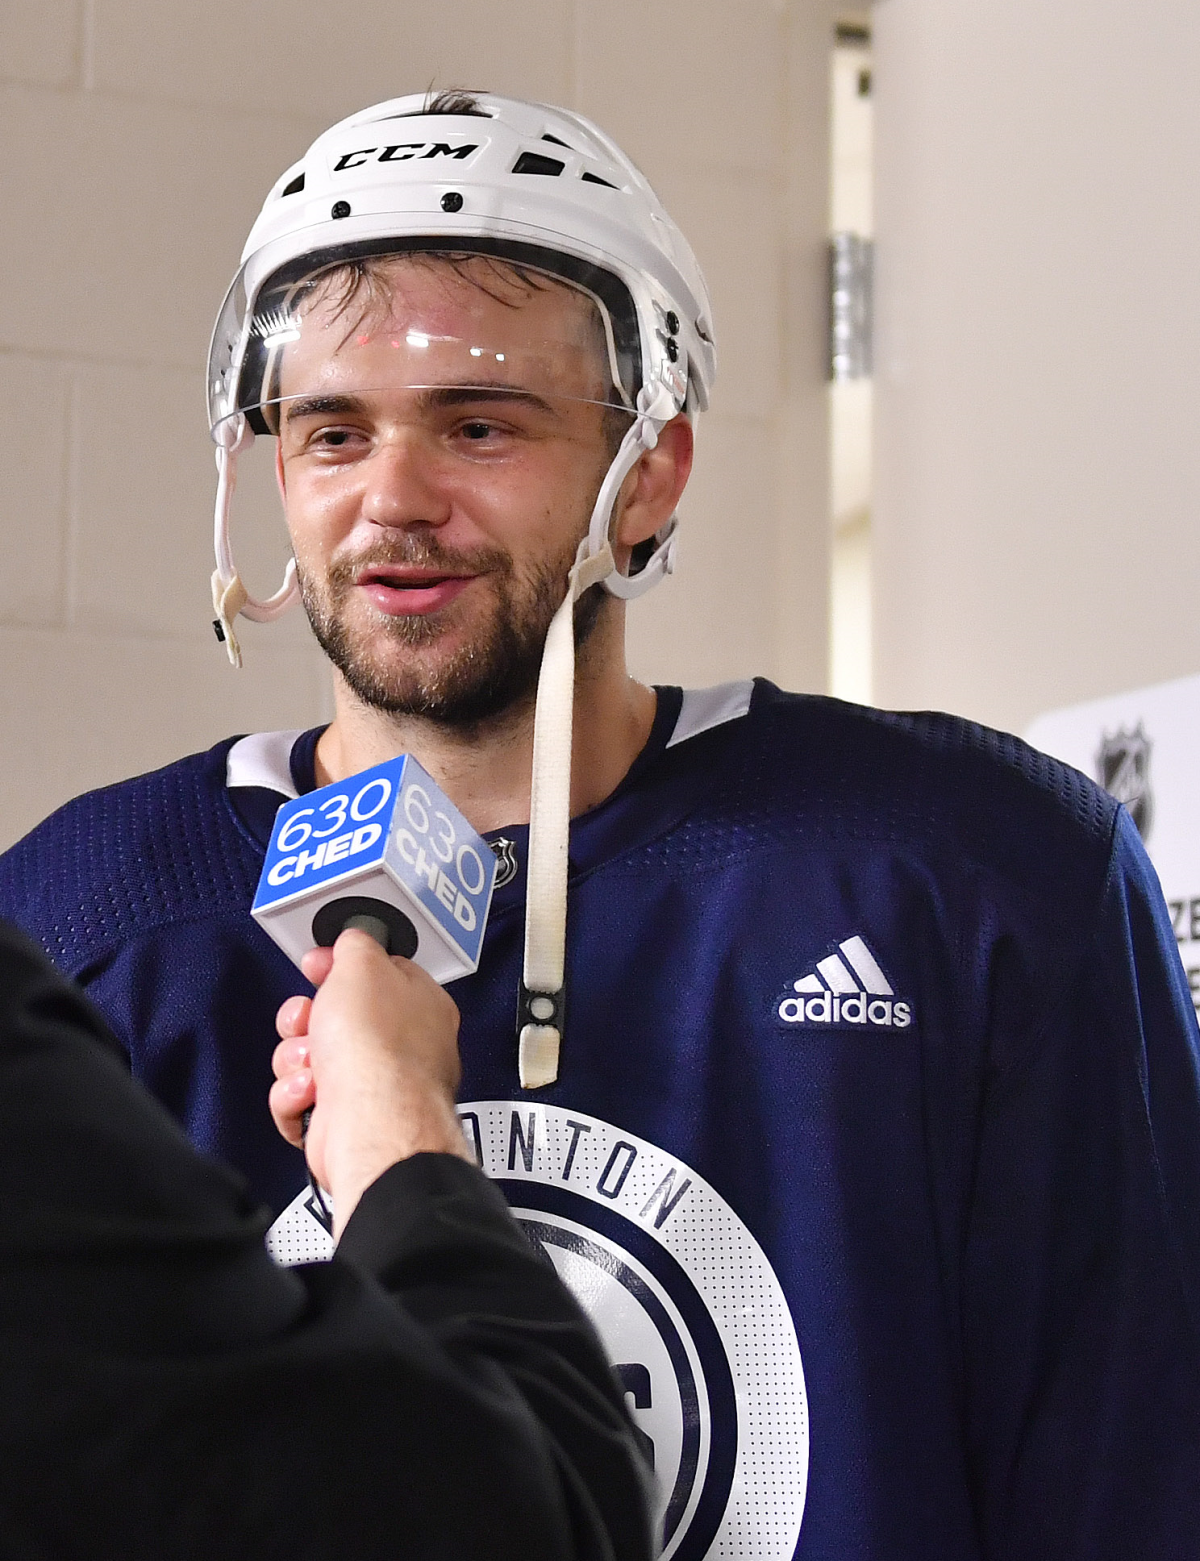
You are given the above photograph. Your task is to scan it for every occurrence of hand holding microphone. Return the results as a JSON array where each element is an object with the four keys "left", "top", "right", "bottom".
[
  {"left": 271, "top": 932, "right": 471, "bottom": 1239},
  {"left": 258, "top": 756, "right": 493, "bottom": 1236}
]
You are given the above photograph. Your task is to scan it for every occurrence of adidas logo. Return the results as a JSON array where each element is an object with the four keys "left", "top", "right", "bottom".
[{"left": 777, "top": 935, "right": 912, "bottom": 1030}]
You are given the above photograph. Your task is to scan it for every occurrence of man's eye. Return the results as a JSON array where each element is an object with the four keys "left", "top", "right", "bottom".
[
  {"left": 312, "top": 428, "right": 355, "bottom": 448},
  {"left": 460, "top": 421, "right": 495, "bottom": 441}
]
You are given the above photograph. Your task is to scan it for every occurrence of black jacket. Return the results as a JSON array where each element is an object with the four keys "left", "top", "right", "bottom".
[{"left": 0, "top": 919, "right": 652, "bottom": 1559}]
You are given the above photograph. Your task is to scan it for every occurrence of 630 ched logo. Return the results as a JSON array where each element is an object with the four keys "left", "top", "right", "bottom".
[{"left": 461, "top": 1103, "right": 808, "bottom": 1561}]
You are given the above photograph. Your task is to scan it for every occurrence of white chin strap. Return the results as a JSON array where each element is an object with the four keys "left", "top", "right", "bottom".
[
  {"left": 211, "top": 414, "right": 300, "bottom": 668},
  {"left": 518, "top": 394, "right": 677, "bottom": 1088}
]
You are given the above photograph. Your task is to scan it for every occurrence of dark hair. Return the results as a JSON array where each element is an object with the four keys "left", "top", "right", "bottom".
[
  {"left": 420, "top": 88, "right": 490, "bottom": 118},
  {"left": 313, "top": 250, "right": 557, "bottom": 319}
]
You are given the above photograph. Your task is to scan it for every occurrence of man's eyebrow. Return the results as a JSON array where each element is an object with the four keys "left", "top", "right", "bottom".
[
  {"left": 281, "top": 386, "right": 564, "bottom": 422},
  {"left": 416, "top": 385, "right": 562, "bottom": 417},
  {"left": 283, "top": 394, "right": 367, "bottom": 422}
]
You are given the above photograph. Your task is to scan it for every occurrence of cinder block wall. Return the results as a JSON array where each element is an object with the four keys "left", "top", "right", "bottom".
[
  {"left": 872, "top": 0, "right": 1200, "bottom": 734},
  {"left": 0, "top": 1, "right": 833, "bottom": 848}
]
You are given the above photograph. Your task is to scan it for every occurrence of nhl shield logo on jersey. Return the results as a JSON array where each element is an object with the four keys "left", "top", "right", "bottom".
[
  {"left": 488, "top": 835, "right": 519, "bottom": 888},
  {"left": 1095, "top": 722, "right": 1154, "bottom": 840},
  {"left": 777, "top": 933, "right": 913, "bottom": 1031}
]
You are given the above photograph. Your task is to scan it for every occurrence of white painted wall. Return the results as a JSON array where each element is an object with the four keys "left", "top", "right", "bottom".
[
  {"left": 0, "top": 1, "right": 833, "bottom": 848},
  {"left": 872, "top": 0, "right": 1200, "bottom": 735}
]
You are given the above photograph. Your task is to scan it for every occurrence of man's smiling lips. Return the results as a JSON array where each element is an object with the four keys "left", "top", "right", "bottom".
[{"left": 355, "top": 566, "right": 479, "bottom": 616}]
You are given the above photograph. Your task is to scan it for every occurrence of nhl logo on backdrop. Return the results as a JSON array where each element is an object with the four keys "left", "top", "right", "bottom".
[
  {"left": 1095, "top": 723, "right": 1154, "bottom": 840},
  {"left": 460, "top": 1103, "right": 808, "bottom": 1560}
]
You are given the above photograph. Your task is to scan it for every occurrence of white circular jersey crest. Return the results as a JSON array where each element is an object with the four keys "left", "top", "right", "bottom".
[
  {"left": 267, "top": 1102, "right": 808, "bottom": 1557},
  {"left": 461, "top": 1102, "right": 808, "bottom": 1560}
]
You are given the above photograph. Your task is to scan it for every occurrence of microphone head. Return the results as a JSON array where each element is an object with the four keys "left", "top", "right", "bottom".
[
  {"left": 310, "top": 896, "right": 419, "bottom": 956},
  {"left": 252, "top": 754, "right": 496, "bottom": 983}
]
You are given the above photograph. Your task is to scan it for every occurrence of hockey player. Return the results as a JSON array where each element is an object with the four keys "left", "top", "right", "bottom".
[{"left": 2, "top": 90, "right": 1199, "bottom": 1559}]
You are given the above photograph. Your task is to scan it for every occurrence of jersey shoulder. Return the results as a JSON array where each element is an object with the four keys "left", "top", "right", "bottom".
[
  {"left": 707, "top": 682, "right": 1121, "bottom": 907},
  {"left": 0, "top": 738, "right": 261, "bottom": 977}
]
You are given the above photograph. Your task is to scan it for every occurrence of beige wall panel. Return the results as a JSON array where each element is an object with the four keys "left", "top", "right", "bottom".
[
  {"left": 0, "top": 0, "right": 79, "bottom": 86},
  {"left": 0, "top": 626, "right": 330, "bottom": 849},
  {"left": 69, "top": 362, "right": 300, "bottom": 641},
  {"left": 576, "top": 0, "right": 783, "bottom": 179},
  {"left": 0, "top": 85, "right": 317, "bottom": 368},
  {"left": 659, "top": 171, "right": 781, "bottom": 420},
  {"left": 618, "top": 2, "right": 833, "bottom": 696},
  {"left": 0, "top": 355, "right": 69, "bottom": 625},
  {"left": 775, "top": 391, "right": 830, "bottom": 691},
  {"left": 70, "top": 363, "right": 213, "bottom": 636},
  {"left": 872, "top": 0, "right": 1200, "bottom": 734},
  {"left": 626, "top": 414, "right": 777, "bottom": 687},
  {"left": 89, "top": 0, "right": 571, "bottom": 118},
  {"left": 776, "top": 0, "right": 834, "bottom": 695}
]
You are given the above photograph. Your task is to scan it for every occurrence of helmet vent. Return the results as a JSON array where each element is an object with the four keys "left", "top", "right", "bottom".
[
  {"left": 512, "top": 151, "right": 565, "bottom": 177},
  {"left": 581, "top": 170, "right": 617, "bottom": 189},
  {"left": 541, "top": 133, "right": 570, "bottom": 147},
  {"left": 281, "top": 172, "right": 305, "bottom": 197}
]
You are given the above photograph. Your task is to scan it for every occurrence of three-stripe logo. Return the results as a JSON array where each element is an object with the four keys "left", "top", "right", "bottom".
[{"left": 777, "top": 935, "right": 912, "bottom": 1029}]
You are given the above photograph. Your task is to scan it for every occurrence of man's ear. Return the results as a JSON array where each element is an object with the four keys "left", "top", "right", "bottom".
[
  {"left": 612, "top": 415, "right": 694, "bottom": 560},
  {"left": 275, "top": 440, "right": 287, "bottom": 501}
]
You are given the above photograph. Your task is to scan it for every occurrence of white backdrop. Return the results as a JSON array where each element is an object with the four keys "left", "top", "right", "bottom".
[{"left": 1027, "top": 674, "right": 1200, "bottom": 1013}]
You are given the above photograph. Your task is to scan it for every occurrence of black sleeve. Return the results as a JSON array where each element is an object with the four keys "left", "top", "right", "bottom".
[
  {"left": 0, "top": 919, "right": 653, "bottom": 1561},
  {"left": 963, "top": 813, "right": 1200, "bottom": 1559}
]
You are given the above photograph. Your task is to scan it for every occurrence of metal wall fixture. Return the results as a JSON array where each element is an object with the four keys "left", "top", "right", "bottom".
[{"left": 828, "top": 233, "right": 874, "bottom": 381}]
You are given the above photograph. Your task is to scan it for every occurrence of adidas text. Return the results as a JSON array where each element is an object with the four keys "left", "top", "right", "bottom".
[
  {"left": 778, "top": 992, "right": 911, "bottom": 1028},
  {"left": 778, "top": 933, "right": 912, "bottom": 1030}
]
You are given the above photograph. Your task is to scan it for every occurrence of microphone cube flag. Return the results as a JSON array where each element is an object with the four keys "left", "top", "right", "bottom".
[{"left": 252, "top": 755, "right": 496, "bottom": 983}]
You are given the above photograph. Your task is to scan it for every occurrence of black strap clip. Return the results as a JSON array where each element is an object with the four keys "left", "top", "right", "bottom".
[{"left": 517, "top": 981, "right": 565, "bottom": 1036}]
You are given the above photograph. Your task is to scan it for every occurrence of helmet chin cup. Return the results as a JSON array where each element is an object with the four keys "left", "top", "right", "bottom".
[{"left": 605, "top": 517, "right": 679, "bottom": 600}]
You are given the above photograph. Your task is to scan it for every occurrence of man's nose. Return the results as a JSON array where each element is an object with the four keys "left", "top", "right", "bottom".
[{"left": 360, "top": 433, "right": 451, "bottom": 530}]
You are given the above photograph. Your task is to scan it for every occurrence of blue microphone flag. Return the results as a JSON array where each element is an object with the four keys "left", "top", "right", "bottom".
[{"left": 252, "top": 754, "right": 496, "bottom": 982}]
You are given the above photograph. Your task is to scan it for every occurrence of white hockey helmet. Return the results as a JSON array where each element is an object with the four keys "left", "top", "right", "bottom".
[
  {"left": 206, "top": 91, "right": 717, "bottom": 1090},
  {"left": 207, "top": 90, "right": 715, "bottom": 653}
]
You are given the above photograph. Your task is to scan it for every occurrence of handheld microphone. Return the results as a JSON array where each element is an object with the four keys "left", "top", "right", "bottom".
[{"left": 253, "top": 754, "right": 497, "bottom": 980}]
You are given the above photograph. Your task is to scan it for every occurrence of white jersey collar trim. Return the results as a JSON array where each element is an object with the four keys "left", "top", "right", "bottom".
[
  {"left": 667, "top": 680, "right": 754, "bottom": 749},
  {"left": 226, "top": 729, "right": 303, "bottom": 799},
  {"left": 225, "top": 682, "right": 752, "bottom": 799}
]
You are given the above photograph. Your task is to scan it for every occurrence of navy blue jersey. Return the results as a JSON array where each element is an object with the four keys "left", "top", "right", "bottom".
[{"left": 2, "top": 679, "right": 1198, "bottom": 1560}]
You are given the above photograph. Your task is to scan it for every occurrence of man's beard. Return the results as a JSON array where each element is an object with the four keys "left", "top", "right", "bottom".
[{"left": 296, "top": 533, "right": 605, "bottom": 728}]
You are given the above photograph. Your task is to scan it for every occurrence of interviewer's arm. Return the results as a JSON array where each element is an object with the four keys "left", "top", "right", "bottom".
[{"left": 0, "top": 919, "right": 652, "bottom": 1560}]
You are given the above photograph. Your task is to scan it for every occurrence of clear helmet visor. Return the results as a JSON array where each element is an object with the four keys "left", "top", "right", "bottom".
[{"left": 209, "top": 249, "right": 638, "bottom": 440}]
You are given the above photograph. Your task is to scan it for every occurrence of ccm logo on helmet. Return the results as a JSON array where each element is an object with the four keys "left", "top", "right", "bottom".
[{"left": 333, "top": 142, "right": 479, "bottom": 172}]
